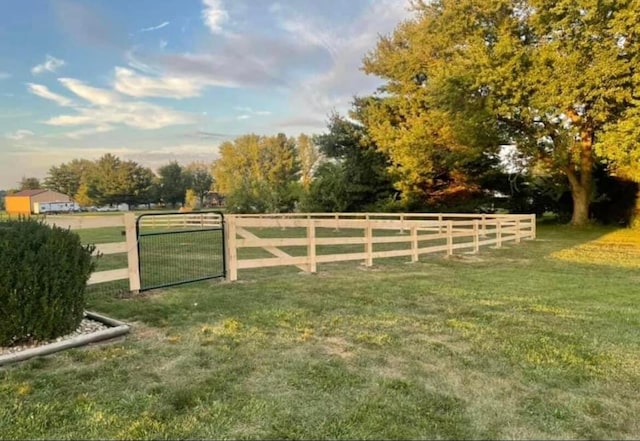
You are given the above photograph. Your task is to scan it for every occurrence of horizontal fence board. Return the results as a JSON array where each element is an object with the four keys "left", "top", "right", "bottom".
[
  {"left": 236, "top": 237, "right": 308, "bottom": 248},
  {"left": 237, "top": 255, "right": 309, "bottom": 270},
  {"left": 93, "top": 241, "right": 127, "bottom": 255},
  {"left": 315, "top": 252, "right": 367, "bottom": 263},
  {"left": 45, "top": 215, "right": 125, "bottom": 230},
  {"left": 416, "top": 244, "right": 450, "bottom": 254},
  {"left": 371, "top": 248, "right": 413, "bottom": 259},
  {"left": 88, "top": 268, "right": 128, "bottom": 285}
]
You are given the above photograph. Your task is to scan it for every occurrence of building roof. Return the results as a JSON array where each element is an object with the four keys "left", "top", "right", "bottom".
[{"left": 9, "top": 189, "right": 48, "bottom": 197}]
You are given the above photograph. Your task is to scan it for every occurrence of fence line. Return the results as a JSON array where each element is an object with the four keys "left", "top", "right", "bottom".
[
  {"left": 58, "top": 213, "right": 141, "bottom": 291},
  {"left": 225, "top": 213, "right": 535, "bottom": 281}
]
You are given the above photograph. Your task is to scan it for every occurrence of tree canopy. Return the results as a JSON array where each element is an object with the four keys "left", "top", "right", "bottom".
[{"left": 363, "top": 0, "right": 640, "bottom": 225}]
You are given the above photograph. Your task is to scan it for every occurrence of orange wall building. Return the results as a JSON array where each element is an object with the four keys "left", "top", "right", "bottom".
[{"left": 4, "top": 189, "right": 72, "bottom": 215}]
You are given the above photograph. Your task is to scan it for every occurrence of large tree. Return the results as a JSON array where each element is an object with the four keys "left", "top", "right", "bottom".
[
  {"left": 213, "top": 133, "right": 300, "bottom": 213},
  {"left": 184, "top": 162, "right": 214, "bottom": 207},
  {"left": 158, "top": 161, "right": 188, "bottom": 208},
  {"left": 44, "top": 159, "right": 93, "bottom": 198},
  {"left": 363, "top": 0, "right": 640, "bottom": 225},
  {"left": 307, "top": 113, "right": 396, "bottom": 212}
]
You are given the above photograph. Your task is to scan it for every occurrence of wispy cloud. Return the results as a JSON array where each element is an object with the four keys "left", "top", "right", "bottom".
[
  {"left": 202, "top": 0, "right": 228, "bottom": 34},
  {"left": 65, "top": 125, "right": 114, "bottom": 139},
  {"left": 59, "top": 78, "right": 120, "bottom": 105},
  {"left": 31, "top": 55, "right": 65, "bottom": 75},
  {"left": 0, "top": 72, "right": 10, "bottom": 80},
  {"left": 113, "top": 67, "right": 202, "bottom": 99},
  {"left": 234, "top": 106, "right": 272, "bottom": 120},
  {"left": 139, "top": 21, "right": 170, "bottom": 33},
  {"left": 5, "top": 129, "right": 34, "bottom": 140},
  {"left": 26, "top": 83, "right": 75, "bottom": 106},
  {"left": 40, "top": 76, "right": 196, "bottom": 130}
]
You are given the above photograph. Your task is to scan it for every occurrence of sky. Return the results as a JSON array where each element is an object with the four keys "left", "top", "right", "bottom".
[{"left": 0, "top": 0, "right": 412, "bottom": 189}]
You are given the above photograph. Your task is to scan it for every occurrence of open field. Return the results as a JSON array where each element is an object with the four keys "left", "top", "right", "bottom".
[{"left": 1, "top": 224, "right": 640, "bottom": 439}]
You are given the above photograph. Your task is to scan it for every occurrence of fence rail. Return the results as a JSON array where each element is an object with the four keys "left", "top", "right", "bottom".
[
  {"left": 47, "top": 211, "right": 536, "bottom": 290},
  {"left": 51, "top": 214, "right": 141, "bottom": 291},
  {"left": 224, "top": 213, "right": 535, "bottom": 281}
]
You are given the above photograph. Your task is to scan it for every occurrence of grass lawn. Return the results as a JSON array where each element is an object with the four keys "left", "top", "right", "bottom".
[{"left": 2, "top": 224, "right": 640, "bottom": 439}]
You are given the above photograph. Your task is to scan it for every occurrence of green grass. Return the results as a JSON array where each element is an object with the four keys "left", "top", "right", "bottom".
[{"left": 2, "top": 224, "right": 640, "bottom": 439}]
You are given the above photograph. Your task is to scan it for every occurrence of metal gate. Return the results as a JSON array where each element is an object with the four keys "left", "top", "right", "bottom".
[{"left": 136, "top": 211, "right": 226, "bottom": 291}]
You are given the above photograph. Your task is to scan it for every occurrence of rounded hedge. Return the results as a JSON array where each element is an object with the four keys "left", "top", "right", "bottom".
[{"left": 0, "top": 218, "right": 96, "bottom": 347}]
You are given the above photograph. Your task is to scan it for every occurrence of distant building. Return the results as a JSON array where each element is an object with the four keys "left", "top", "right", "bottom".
[{"left": 4, "top": 189, "right": 72, "bottom": 215}]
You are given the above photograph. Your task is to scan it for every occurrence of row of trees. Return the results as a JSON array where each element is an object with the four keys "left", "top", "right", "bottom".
[{"left": 41, "top": 155, "right": 213, "bottom": 209}]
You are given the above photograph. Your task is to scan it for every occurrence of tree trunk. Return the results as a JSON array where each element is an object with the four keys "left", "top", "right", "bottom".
[
  {"left": 570, "top": 185, "right": 590, "bottom": 226},
  {"left": 565, "top": 124, "right": 595, "bottom": 227}
]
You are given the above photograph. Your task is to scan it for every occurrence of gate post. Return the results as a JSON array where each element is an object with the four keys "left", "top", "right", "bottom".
[
  {"left": 225, "top": 215, "right": 238, "bottom": 281},
  {"left": 125, "top": 213, "right": 141, "bottom": 293}
]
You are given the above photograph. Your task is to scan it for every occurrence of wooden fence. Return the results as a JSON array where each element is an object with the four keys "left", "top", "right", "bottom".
[
  {"left": 224, "top": 213, "right": 536, "bottom": 281},
  {"left": 45, "top": 214, "right": 140, "bottom": 291},
  {"left": 44, "top": 211, "right": 536, "bottom": 289}
]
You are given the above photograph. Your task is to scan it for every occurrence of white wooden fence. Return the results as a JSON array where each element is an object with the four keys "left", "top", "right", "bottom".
[
  {"left": 45, "top": 213, "right": 140, "bottom": 291},
  {"left": 224, "top": 213, "right": 536, "bottom": 281},
  {"left": 45, "top": 212, "right": 536, "bottom": 289}
]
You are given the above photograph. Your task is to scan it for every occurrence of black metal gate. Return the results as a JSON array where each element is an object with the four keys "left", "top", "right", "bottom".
[{"left": 136, "top": 211, "right": 226, "bottom": 291}]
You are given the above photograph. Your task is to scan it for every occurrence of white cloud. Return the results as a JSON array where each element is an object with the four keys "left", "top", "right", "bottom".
[
  {"left": 46, "top": 100, "right": 195, "bottom": 130},
  {"left": 64, "top": 125, "right": 114, "bottom": 139},
  {"left": 202, "top": 0, "right": 228, "bottom": 34},
  {"left": 233, "top": 106, "right": 271, "bottom": 119},
  {"left": 113, "top": 67, "right": 202, "bottom": 98},
  {"left": 160, "top": 39, "right": 168, "bottom": 50},
  {"left": 28, "top": 76, "right": 196, "bottom": 131},
  {"left": 139, "top": 21, "right": 170, "bottom": 33},
  {"left": 26, "top": 83, "right": 75, "bottom": 106},
  {"left": 5, "top": 129, "right": 34, "bottom": 140},
  {"left": 0, "top": 72, "right": 10, "bottom": 80},
  {"left": 58, "top": 78, "right": 120, "bottom": 105},
  {"left": 276, "top": 0, "right": 411, "bottom": 129},
  {"left": 31, "top": 55, "right": 66, "bottom": 75}
]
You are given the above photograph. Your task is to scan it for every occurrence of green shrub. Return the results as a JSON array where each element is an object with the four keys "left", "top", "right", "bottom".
[{"left": 0, "top": 218, "right": 96, "bottom": 346}]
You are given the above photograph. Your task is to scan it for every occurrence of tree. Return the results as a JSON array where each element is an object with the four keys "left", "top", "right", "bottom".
[
  {"left": 363, "top": 0, "right": 640, "bottom": 225},
  {"left": 184, "top": 162, "right": 214, "bottom": 207},
  {"left": 308, "top": 113, "right": 395, "bottom": 212},
  {"left": 297, "top": 134, "right": 321, "bottom": 190},
  {"left": 19, "top": 177, "right": 41, "bottom": 190},
  {"left": 158, "top": 161, "right": 187, "bottom": 207},
  {"left": 44, "top": 159, "right": 92, "bottom": 198},
  {"left": 212, "top": 133, "right": 300, "bottom": 213}
]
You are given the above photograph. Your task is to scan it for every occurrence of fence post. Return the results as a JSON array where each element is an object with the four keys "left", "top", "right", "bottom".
[
  {"left": 400, "top": 213, "right": 405, "bottom": 234},
  {"left": 411, "top": 225, "right": 418, "bottom": 262},
  {"left": 530, "top": 214, "right": 536, "bottom": 239},
  {"left": 496, "top": 219, "right": 502, "bottom": 248},
  {"left": 473, "top": 219, "right": 479, "bottom": 254},
  {"left": 307, "top": 218, "right": 316, "bottom": 273},
  {"left": 438, "top": 214, "right": 443, "bottom": 233},
  {"left": 334, "top": 213, "right": 340, "bottom": 232},
  {"left": 364, "top": 221, "right": 373, "bottom": 267},
  {"left": 481, "top": 214, "right": 487, "bottom": 237},
  {"left": 124, "top": 213, "right": 141, "bottom": 293},
  {"left": 225, "top": 215, "right": 238, "bottom": 281},
  {"left": 447, "top": 221, "right": 453, "bottom": 257},
  {"left": 515, "top": 218, "right": 521, "bottom": 243}
]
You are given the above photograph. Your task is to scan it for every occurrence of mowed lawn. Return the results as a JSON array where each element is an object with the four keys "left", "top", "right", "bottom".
[{"left": 1, "top": 224, "right": 640, "bottom": 439}]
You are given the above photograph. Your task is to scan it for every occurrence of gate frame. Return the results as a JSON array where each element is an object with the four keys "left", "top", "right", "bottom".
[{"left": 135, "top": 211, "right": 226, "bottom": 291}]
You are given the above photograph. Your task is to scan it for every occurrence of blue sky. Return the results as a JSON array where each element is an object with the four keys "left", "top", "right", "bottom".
[{"left": 0, "top": 0, "right": 410, "bottom": 188}]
